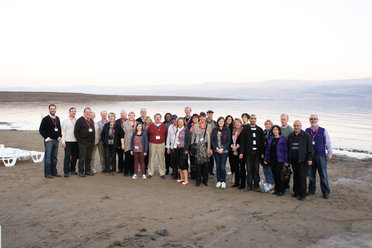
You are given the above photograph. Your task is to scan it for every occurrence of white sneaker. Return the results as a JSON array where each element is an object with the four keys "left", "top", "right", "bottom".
[
  {"left": 92, "top": 169, "right": 97, "bottom": 174},
  {"left": 221, "top": 182, "right": 226, "bottom": 188},
  {"left": 132, "top": 174, "right": 138, "bottom": 179},
  {"left": 142, "top": 174, "right": 147, "bottom": 180},
  {"left": 216, "top": 182, "right": 222, "bottom": 188}
]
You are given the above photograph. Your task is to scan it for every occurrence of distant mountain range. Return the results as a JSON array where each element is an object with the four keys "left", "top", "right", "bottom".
[{"left": 1, "top": 78, "right": 372, "bottom": 100}]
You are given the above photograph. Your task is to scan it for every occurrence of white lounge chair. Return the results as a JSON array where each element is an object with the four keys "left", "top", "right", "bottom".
[{"left": 0, "top": 144, "right": 44, "bottom": 167}]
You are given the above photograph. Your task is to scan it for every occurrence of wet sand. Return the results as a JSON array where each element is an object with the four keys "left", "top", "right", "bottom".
[{"left": 0, "top": 130, "right": 371, "bottom": 248}]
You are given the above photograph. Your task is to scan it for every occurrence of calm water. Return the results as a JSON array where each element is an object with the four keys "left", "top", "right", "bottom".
[{"left": 0, "top": 99, "right": 371, "bottom": 158}]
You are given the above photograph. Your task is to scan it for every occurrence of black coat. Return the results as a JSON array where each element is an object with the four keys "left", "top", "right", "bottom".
[
  {"left": 287, "top": 130, "right": 313, "bottom": 163},
  {"left": 74, "top": 116, "right": 95, "bottom": 144},
  {"left": 239, "top": 125, "right": 264, "bottom": 157},
  {"left": 101, "top": 122, "right": 124, "bottom": 147}
]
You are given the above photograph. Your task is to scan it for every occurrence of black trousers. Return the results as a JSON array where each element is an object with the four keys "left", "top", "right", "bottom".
[
  {"left": 228, "top": 151, "right": 236, "bottom": 173},
  {"left": 104, "top": 145, "right": 116, "bottom": 172},
  {"left": 63, "top": 142, "right": 79, "bottom": 174},
  {"left": 196, "top": 162, "right": 209, "bottom": 185},
  {"left": 117, "top": 149, "right": 124, "bottom": 172},
  {"left": 245, "top": 154, "right": 260, "bottom": 188},
  {"left": 78, "top": 141, "right": 93, "bottom": 174},
  {"left": 124, "top": 150, "right": 134, "bottom": 174},
  {"left": 165, "top": 148, "right": 171, "bottom": 173},
  {"left": 208, "top": 156, "right": 214, "bottom": 174},
  {"left": 271, "top": 161, "right": 285, "bottom": 193},
  {"left": 231, "top": 155, "right": 244, "bottom": 186},
  {"left": 292, "top": 162, "right": 308, "bottom": 197},
  {"left": 170, "top": 149, "right": 179, "bottom": 178}
]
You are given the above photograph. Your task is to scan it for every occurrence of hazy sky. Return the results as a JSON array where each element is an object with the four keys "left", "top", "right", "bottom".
[{"left": 0, "top": 0, "right": 371, "bottom": 88}]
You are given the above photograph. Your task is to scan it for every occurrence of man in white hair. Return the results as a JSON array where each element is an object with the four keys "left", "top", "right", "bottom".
[{"left": 306, "top": 114, "right": 332, "bottom": 199}]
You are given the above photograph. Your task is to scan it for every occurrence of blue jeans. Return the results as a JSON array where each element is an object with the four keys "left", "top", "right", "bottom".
[
  {"left": 44, "top": 140, "right": 59, "bottom": 177},
  {"left": 263, "top": 164, "right": 274, "bottom": 185},
  {"left": 308, "top": 155, "right": 330, "bottom": 195},
  {"left": 214, "top": 152, "right": 228, "bottom": 183}
]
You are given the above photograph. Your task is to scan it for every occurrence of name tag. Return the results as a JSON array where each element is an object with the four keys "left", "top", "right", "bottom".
[
  {"left": 252, "top": 133, "right": 256, "bottom": 138},
  {"left": 54, "top": 127, "right": 59, "bottom": 132},
  {"left": 89, "top": 128, "right": 93, "bottom": 132},
  {"left": 200, "top": 137, "right": 204, "bottom": 142},
  {"left": 156, "top": 135, "right": 160, "bottom": 140},
  {"left": 253, "top": 140, "right": 256, "bottom": 145},
  {"left": 108, "top": 139, "right": 114, "bottom": 145},
  {"left": 135, "top": 146, "right": 139, "bottom": 149},
  {"left": 312, "top": 141, "right": 316, "bottom": 145}
]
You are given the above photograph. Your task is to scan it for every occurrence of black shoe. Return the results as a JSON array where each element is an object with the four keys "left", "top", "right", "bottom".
[
  {"left": 254, "top": 187, "right": 261, "bottom": 192},
  {"left": 203, "top": 182, "right": 208, "bottom": 186},
  {"left": 299, "top": 196, "right": 306, "bottom": 201},
  {"left": 53, "top": 174, "right": 62, "bottom": 177},
  {"left": 45, "top": 175, "right": 54, "bottom": 179},
  {"left": 124, "top": 173, "right": 129, "bottom": 177},
  {"left": 209, "top": 172, "right": 215, "bottom": 176},
  {"left": 165, "top": 170, "right": 169, "bottom": 175},
  {"left": 307, "top": 192, "right": 315, "bottom": 196},
  {"left": 161, "top": 175, "right": 166, "bottom": 180},
  {"left": 196, "top": 182, "right": 200, "bottom": 187},
  {"left": 276, "top": 192, "right": 284, "bottom": 196},
  {"left": 118, "top": 170, "right": 123, "bottom": 173},
  {"left": 147, "top": 175, "right": 152, "bottom": 178},
  {"left": 323, "top": 194, "right": 329, "bottom": 199},
  {"left": 87, "top": 172, "right": 94, "bottom": 176},
  {"left": 78, "top": 172, "right": 85, "bottom": 177},
  {"left": 239, "top": 185, "right": 246, "bottom": 190},
  {"left": 292, "top": 193, "right": 299, "bottom": 198},
  {"left": 70, "top": 171, "right": 77, "bottom": 175},
  {"left": 232, "top": 184, "right": 239, "bottom": 188},
  {"left": 64, "top": 173, "right": 69, "bottom": 177}
]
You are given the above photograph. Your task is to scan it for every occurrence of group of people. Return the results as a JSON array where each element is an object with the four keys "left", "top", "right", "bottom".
[{"left": 39, "top": 105, "right": 332, "bottom": 201}]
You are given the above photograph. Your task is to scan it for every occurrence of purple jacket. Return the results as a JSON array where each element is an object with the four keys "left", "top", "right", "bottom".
[{"left": 264, "top": 135, "right": 289, "bottom": 164}]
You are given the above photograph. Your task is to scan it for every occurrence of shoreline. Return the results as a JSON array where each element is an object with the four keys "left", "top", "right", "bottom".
[{"left": 0, "top": 91, "right": 230, "bottom": 102}]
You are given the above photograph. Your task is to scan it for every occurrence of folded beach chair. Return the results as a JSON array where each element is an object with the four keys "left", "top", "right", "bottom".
[{"left": 0, "top": 144, "right": 44, "bottom": 167}]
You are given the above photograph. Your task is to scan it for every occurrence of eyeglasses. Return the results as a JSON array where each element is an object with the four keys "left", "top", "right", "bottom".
[{"left": 310, "top": 118, "right": 317, "bottom": 120}]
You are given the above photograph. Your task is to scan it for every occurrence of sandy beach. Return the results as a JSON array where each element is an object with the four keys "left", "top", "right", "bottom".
[{"left": 0, "top": 130, "right": 371, "bottom": 248}]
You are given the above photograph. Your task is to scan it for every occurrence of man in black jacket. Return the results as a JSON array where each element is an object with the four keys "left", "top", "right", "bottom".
[
  {"left": 74, "top": 107, "right": 96, "bottom": 177},
  {"left": 39, "top": 104, "right": 62, "bottom": 178},
  {"left": 288, "top": 120, "right": 313, "bottom": 201},
  {"left": 239, "top": 114, "right": 264, "bottom": 191}
]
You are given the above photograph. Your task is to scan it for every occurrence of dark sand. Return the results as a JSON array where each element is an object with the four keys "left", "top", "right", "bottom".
[
  {"left": 0, "top": 130, "right": 371, "bottom": 248},
  {"left": 0, "top": 92, "right": 227, "bottom": 103}
]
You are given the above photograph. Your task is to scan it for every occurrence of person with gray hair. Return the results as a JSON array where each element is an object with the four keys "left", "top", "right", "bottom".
[
  {"left": 287, "top": 120, "right": 313, "bottom": 201},
  {"left": 306, "top": 114, "right": 332, "bottom": 199},
  {"left": 136, "top": 108, "right": 147, "bottom": 124}
]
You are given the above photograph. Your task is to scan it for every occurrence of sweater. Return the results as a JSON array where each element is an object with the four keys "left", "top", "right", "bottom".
[
  {"left": 264, "top": 135, "right": 289, "bottom": 163},
  {"left": 130, "top": 132, "right": 149, "bottom": 153},
  {"left": 100, "top": 122, "right": 124, "bottom": 147},
  {"left": 146, "top": 123, "right": 168, "bottom": 144},
  {"left": 61, "top": 117, "right": 77, "bottom": 143},
  {"left": 239, "top": 125, "right": 264, "bottom": 157},
  {"left": 39, "top": 115, "right": 62, "bottom": 140},
  {"left": 74, "top": 116, "right": 95, "bottom": 144}
]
